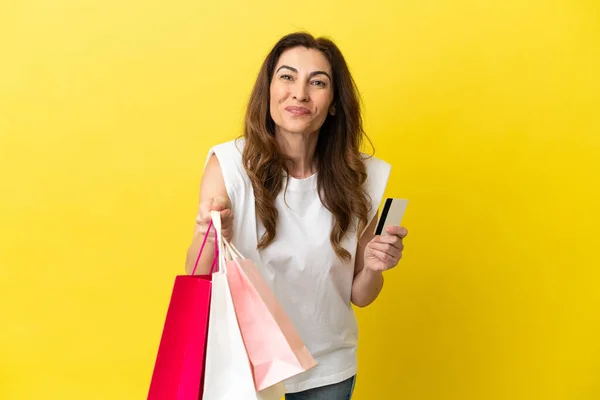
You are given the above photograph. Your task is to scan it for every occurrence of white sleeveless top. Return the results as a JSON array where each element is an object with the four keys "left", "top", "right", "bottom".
[{"left": 205, "top": 138, "right": 391, "bottom": 393}]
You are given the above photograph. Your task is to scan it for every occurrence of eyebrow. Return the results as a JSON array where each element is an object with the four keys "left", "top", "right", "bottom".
[{"left": 276, "top": 65, "right": 332, "bottom": 81}]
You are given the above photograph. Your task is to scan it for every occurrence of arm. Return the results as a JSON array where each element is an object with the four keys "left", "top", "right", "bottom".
[
  {"left": 351, "top": 213, "right": 408, "bottom": 307},
  {"left": 184, "top": 155, "right": 232, "bottom": 275},
  {"left": 351, "top": 215, "right": 384, "bottom": 307}
]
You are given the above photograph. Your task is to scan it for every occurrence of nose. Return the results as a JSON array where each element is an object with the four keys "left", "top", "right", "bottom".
[{"left": 292, "top": 82, "right": 309, "bottom": 102}]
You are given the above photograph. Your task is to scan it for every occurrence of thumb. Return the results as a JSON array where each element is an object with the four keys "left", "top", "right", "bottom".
[{"left": 210, "top": 195, "right": 230, "bottom": 211}]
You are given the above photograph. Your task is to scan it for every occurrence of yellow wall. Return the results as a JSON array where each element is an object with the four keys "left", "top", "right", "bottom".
[{"left": 1, "top": 0, "right": 599, "bottom": 399}]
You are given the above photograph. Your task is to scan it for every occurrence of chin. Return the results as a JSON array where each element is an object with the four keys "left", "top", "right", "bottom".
[{"left": 280, "top": 121, "right": 314, "bottom": 135}]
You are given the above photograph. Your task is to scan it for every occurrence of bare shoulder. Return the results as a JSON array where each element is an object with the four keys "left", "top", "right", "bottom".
[{"left": 204, "top": 153, "right": 222, "bottom": 173}]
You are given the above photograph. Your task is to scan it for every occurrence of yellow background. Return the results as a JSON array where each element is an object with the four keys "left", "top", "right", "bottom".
[{"left": 1, "top": 0, "right": 599, "bottom": 399}]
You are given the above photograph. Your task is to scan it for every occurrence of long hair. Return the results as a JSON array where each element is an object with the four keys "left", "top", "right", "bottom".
[{"left": 243, "top": 32, "right": 372, "bottom": 261}]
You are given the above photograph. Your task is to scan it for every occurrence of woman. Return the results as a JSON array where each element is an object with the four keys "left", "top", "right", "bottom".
[{"left": 186, "top": 32, "right": 408, "bottom": 400}]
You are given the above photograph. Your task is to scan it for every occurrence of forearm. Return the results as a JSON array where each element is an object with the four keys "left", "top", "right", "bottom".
[{"left": 351, "top": 267, "right": 384, "bottom": 307}]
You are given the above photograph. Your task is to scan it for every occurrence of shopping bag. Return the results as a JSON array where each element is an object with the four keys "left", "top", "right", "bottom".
[
  {"left": 147, "top": 221, "right": 218, "bottom": 400},
  {"left": 223, "top": 239, "right": 317, "bottom": 391},
  {"left": 202, "top": 211, "right": 286, "bottom": 400}
]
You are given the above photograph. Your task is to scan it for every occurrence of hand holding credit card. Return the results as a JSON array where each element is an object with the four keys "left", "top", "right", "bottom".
[{"left": 375, "top": 198, "right": 408, "bottom": 235}]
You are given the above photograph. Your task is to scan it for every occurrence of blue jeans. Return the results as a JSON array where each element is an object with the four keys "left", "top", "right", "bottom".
[{"left": 285, "top": 376, "right": 356, "bottom": 400}]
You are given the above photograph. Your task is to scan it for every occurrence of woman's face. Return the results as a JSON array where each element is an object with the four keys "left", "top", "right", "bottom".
[{"left": 269, "top": 46, "right": 334, "bottom": 136}]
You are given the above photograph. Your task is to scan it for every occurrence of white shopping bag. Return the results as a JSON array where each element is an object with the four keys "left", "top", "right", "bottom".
[{"left": 202, "top": 211, "right": 286, "bottom": 400}]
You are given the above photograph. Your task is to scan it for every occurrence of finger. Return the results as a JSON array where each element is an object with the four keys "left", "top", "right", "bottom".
[
  {"left": 369, "top": 248, "right": 397, "bottom": 267},
  {"left": 221, "top": 228, "right": 233, "bottom": 240},
  {"left": 372, "top": 235, "right": 404, "bottom": 251},
  {"left": 216, "top": 211, "right": 234, "bottom": 236},
  {"left": 219, "top": 208, "right": 234, "bottom": 222},
  {"left": 369, "top": 242, "right": 401, "bottom": 259},
  {"left": 198, "top": 197, "right": 233, "bottom": 223},
  {"left": 372, "top": 234, "right": 399, "bottom": 244},
  {"left": 385, "top": 226, "right": 408, "bottom": 238}
]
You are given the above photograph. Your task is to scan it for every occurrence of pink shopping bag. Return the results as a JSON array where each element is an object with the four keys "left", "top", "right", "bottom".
[
  {"left": 147, "top": 222, "right": 218, "bottom": 400},
  {"left": 224, "top": 240, "right": 318, "bottom": 391},
  {"left": 202, "top": 211, "right": 286, "bottom": 399}
]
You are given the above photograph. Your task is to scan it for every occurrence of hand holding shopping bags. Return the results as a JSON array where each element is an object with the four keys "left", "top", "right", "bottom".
[{"left": 149, "top": 210, "right": 316, "bottom": 399}]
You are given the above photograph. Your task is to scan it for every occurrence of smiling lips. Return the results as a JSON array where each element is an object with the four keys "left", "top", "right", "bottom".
[{"left": 285, "top": 106, "right": 311, "bottom": 116}]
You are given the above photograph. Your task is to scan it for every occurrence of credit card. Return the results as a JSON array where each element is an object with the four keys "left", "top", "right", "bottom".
[{"left": 375, "top": 198, "right": 408, "bottom": 235}]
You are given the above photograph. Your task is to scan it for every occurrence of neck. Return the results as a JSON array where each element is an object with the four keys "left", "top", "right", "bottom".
[{"left": 275, "top": 129, "right": 319, "bottom": 178}]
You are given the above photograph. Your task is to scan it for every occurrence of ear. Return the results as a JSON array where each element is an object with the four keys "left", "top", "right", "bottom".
[{"left": 329, "top": 104, "right": 336, "bottom": 116}]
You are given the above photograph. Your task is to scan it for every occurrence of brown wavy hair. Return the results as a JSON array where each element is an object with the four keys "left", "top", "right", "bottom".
[{"left": 242, "top": 32, "right": 372, "bottom": 261}]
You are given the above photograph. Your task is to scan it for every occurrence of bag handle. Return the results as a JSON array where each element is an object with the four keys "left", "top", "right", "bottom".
[
  {"left": 211, "top": 210, "right": 228, "bottom": 274},
  {"left": 223, "top": 238, "right": 243, "bottom": 260},
  {"left": 191, "top": 219, "right": 219, "bottom": 276}
]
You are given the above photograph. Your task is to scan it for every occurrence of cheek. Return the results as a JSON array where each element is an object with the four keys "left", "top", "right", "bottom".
[
  {"left": 315, "top": 92, "right": 334, "bottom": 117},
  {"left": 269, "top": 85, "right": 284, "bottom": 122},
  {"left": 270, "top": 83, "right": 286, "bottom": 104}
]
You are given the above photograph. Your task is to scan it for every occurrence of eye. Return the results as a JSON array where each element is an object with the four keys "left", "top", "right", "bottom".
[
  {"left": 311, "top": 80, "right": 327, "bottom": 88},
  {"left": 280, "top": 74, "right": 293, "bottom": 81}
]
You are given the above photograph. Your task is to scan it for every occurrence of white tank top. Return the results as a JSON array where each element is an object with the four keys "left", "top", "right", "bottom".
[{"left": 205, "top": 138, "right": 391, "bottom": 393}]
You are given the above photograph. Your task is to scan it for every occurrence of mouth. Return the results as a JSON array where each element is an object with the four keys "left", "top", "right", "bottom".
[{"left": 285, "top": 106, "right": 311, "bottom": 116}]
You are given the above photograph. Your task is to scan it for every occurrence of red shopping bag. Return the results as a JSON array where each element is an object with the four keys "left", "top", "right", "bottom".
[{"left": 147, "top": 222, "right": 218, "bottom": 400}]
